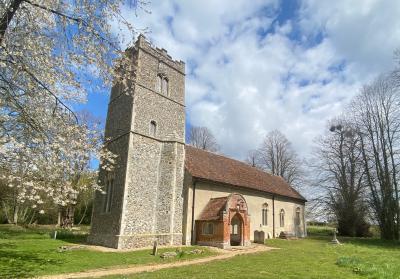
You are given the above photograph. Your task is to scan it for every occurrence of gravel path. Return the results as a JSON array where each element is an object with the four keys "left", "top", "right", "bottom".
[{"left": 39, "top": 245, "right": 276, "bottom": 279}]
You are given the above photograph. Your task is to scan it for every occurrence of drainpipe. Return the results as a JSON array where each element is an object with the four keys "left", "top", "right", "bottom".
[
  {"left": 190, "top": 180, "right": 197, "bottom": 245},
  {"left": 303, "top": 204, "right": 307, "bottom": 237},
  {"left": 272, "top": 195, "right": 275, "bottom": 238}
]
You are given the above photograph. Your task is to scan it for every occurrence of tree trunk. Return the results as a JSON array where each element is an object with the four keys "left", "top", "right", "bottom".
[
  {"left": 77, "top": 202, "right": 88, "bottom": 225},
  {"left": 1, "top": 201, "right": 12, "bottom": 224},
  {"left": 57, "top": 208, "right": 62, "bottom": 227},
  {"left": 12, "top": 203, "right": 19, "bottom": 224},
  {"left": 60, "top": 206, "right": 75, "bottom": 228}
]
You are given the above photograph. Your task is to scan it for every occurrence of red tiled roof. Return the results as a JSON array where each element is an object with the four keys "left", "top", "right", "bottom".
[
  {"left": 197, "top": 197, "right": 228, "bottom": 221},
  {"left": 185, "top": 145, "right": 306, "bottom": 201}
]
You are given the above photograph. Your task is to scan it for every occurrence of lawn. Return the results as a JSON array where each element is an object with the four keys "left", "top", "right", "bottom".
[
  {"left": 0, "top": 225, "right": 215, "bottom": 278},
  {"left": 1, "top": 225, "right": 399, "bottom": 279},
  {"left": 103, "top": 227, "right": 400, "bottom": 279}
]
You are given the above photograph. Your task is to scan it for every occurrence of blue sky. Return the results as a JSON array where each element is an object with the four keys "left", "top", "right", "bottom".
[{"left": 85, "top": 0, "right": 400, "bottom": 161}]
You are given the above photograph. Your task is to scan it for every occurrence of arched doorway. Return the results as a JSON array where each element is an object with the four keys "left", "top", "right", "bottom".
[{"left": 230, "top": 214, "right": 242, "bottom": 246}]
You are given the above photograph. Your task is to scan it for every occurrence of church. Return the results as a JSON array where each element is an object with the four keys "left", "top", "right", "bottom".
[{"left": 88, "top": 35, "right": 306, "bottom": 249}]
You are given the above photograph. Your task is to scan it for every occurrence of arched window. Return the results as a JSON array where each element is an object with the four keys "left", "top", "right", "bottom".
[
  {"left": 262, "top": 203, "right": 268, "bottom": 226},
  {"left": 150, "top": 121, "right": 157, "bottom": 137},
  {"left": 162, "top": 78, "right": 168, "bottom": 95},
  {"left": 156, "top": 75, "right": 162, "bottom": 93},
  {"left": 280, "top": 209, "right": 285, "bottom": 227},
  {"left": 295, "top": 207, "right": 301, "bottom": 226},
  {"left": 155, "top": 74, "right": 169, "bottom": 96}
]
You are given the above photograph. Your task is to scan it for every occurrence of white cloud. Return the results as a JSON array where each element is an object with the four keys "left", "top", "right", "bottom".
[{"left": 109, "top": 0, "right": 400, "bottom": 160}]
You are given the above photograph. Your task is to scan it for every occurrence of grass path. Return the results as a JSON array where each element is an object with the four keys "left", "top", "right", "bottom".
[{"left": 39, "top": 245, "right": 274, "bottom": 279}]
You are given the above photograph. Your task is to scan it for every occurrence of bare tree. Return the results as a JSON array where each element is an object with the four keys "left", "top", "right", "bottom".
[
  {"left": 245, "top": 149, "right": 260, "bottom": 167},
  {"left": 188, "top": 126, "right": 220, "bottom": 152},
  {"left": 256, "top": 130, "right": 303, "bottom": 188},
  {"left": 350, "top": 75, "right": 400, "bottom": 240},
  {"left": 311, "top": 119, "right": 369, "bottom": 236}
]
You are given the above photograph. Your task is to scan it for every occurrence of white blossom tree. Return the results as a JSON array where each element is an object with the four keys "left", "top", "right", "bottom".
[{"left": 0, "top": 0, "right": 142, "bottom": 224}]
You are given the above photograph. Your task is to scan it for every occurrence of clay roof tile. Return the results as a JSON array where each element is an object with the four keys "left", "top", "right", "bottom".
[{"left": 185, "top": 145, "right": 306, "bottom": 202}]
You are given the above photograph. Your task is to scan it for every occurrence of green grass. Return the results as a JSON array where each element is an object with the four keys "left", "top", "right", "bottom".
[
  {"left": 0, "top": 225, "right": 215, "bottom": 278},
  {"left": 1, "top": 225, "right": 399, "bottom": 279},
  {"left": 101, "top": 228, "right": 400, "bottom": 279},
  {"left": 307, "top": 225, "right": 335, "bottom": 236}
]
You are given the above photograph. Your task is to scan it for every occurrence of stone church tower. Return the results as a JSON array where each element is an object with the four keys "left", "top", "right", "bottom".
[{"left": 88, "top": 35, "right": 186, "bottom": 249}]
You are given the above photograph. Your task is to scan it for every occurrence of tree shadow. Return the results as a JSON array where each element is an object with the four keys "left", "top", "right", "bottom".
[
  {"left": 51, "top": 231, "right": 89, "bottom": 244},
  {"left": 0, "top": 224, "right": 89, "bottom": 244},
  {"left": 0, "top": 248, "right": 62, "bottom": 278}
]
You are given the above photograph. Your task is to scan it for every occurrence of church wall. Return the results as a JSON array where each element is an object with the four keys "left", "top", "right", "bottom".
[
  {"left": 115, "top": 36, "right": 186, "bottom": 249},
  {"left": 89, "top": 35, "right": 186, "bottom": 249},
  {"left": 183, "top": 179, "right": 305, "bottom": 244},
  {"left": 88, "top": 75, "right": 135, "bottom": 248}
]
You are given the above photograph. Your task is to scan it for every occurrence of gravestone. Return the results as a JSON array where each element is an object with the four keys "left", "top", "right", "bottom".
[
  {"left": 254, "top": 230, "right": 265, "bottom": 243},
  {"left": 331, "top": 228, "right": 341, "bottom": 245},
  {"left": 152, "top": 240, "right": 158, "bottom": 255}
]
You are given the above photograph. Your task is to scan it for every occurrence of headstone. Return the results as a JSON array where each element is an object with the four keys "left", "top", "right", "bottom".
[
  {"left": 331, "top": 228, "right": 341, "bottom": 245},
  {"left": 152, "top": 240, "right": 158, "bottom": 255},
  {"left": 254, "top": 230, "right": 265, "bottom": 243}
]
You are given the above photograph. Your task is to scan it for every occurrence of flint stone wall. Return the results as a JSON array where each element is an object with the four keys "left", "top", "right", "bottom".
[{"left": 89, "top": 35, "right": 185, "bottom": 249}]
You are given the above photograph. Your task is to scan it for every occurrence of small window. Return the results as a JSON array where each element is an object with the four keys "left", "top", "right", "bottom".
[
  {"left": 295, "top": 207, "right": 301, "bottom": 226},
  {"left": 156, "top": 75, "right": 162, "bottom": 93},
  {"left": 280, "top": 209, "right": 285, "bottom": 227},
  {"left": 262, "top": 203, "right": 268, "bottom": 226},
  {"left": 150, "top": 121, "right": 157, "bottom": 137},
  {"left": 202, "top": 222, "right": 214, "bottom": 235},
  {"left": 232, "top": 224, "right": 238, "bottom": 235},
  {"left": 103, "top": 177, "right": 114, "bottom": 213},
  {"left": 162, "top": 78, "right": 168, "bottom": 95}
]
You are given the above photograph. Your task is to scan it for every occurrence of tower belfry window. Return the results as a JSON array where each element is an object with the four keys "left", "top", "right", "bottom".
[
  {"left": 156, "top": 74, "right": 169, "bottom": 96},
  {"left": 162, "top": 78, "right": 168, "bottom": 95},
  {"left": 156, "top": 75, "right": 162, "bottom": 93}
]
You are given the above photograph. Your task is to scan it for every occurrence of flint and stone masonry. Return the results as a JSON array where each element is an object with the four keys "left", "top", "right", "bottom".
[
  {"left": 88, "top": 35, "right": 186, "bottom": 249},
  {"left": 89, "top": 35, "right": 307, "bottom": 250}
]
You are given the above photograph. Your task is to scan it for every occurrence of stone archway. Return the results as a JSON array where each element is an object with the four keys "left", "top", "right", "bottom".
[{"left": 230, "top": 213, "right": 243, "bottom": 246}]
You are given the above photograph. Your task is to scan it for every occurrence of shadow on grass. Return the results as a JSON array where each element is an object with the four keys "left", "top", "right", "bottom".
[
  {"left": 0, "top": 249, "right": 62, "bottom": 278},
  {"left": 0, "top": 224, "right": 88, "bottom": 244}
]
